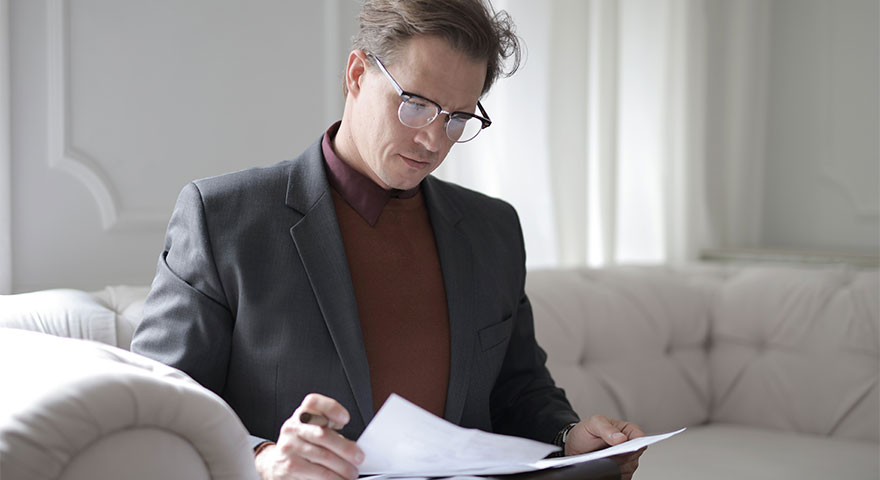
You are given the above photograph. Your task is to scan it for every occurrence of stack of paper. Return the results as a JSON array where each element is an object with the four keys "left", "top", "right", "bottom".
[{"left": 357, "top": 394, "right": 685, "bottom": 478}]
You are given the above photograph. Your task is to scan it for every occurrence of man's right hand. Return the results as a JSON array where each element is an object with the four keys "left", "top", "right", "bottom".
[{"left": 255, "top": 393, "right": 365, "bottom": 480}]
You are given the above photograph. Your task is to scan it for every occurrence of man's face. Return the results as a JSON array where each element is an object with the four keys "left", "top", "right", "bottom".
[{"left": 347, "top": 36, "right": 487, "bottom": 191}]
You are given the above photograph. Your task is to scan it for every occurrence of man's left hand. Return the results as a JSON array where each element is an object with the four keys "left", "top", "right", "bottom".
[{"left": 563, "top": 416, "right": 646, "bottom": 480}]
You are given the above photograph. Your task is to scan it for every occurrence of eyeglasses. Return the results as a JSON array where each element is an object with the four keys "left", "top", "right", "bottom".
[{"left": 368, "top": 53, "right": 492, "bottom": 143}]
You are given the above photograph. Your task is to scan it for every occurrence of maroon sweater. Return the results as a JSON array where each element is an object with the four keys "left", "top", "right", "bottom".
[{"left": 323, "top": 124, "right": 450, "bottom": 417}]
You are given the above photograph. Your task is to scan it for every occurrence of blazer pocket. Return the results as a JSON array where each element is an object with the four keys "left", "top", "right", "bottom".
[{"left": 478, "top": 315, "right": 514, "bottom": 352}]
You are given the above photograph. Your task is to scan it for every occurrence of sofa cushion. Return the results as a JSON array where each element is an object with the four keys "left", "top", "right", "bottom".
[
  {"left": 0, "top": 289, "right": 118, "bottom": 345},
  {"left": 636, "top": 423, "right": 879, "bottom": 480},
  {"left": 0, "top": 286, "right": 151, "bottom": 350},
  {"left": 91, "top": 285, "right": 151, "bottom": 349},
  {"left": 527, "top": 266, "right": 723, "bottom": 434},
  {"left": 710, "top": 267, "right": 880, "bottom": 441}
]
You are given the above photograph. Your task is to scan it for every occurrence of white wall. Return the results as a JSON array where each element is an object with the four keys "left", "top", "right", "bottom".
[
  {"left": 5, "top": 0, "right": 878, "bottom": 292},
  {"left": 704, "top": 0, "right": 879, "bottom": 255},
  {"left": 760, "top": 0, "right": 879, "bottom": 253},
  {"left": 9, "top": 0, "right": 360, "bottom": 292}
]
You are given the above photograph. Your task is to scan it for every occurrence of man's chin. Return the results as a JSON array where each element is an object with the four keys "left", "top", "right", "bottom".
[
  {"left": 381, "top": 174, "right": 425, "bottom": 192},
  {"left": 391, "top": 182, "right": 421, "bottom": 191}
]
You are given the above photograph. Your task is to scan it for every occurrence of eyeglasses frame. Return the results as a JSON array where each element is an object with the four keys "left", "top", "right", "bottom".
[{"left": 367, "top": 52, "right": 492, "bottom": 143}]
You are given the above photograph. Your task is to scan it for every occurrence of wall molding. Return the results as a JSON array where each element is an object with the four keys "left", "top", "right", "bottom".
[
  {"left": 47, "top": 0, "right": 175, "bottom": 231},
  {"left": 1, "top": 0, "right": 11, "bottom": 293},
  {"left": 47, "top": 0, "right": 346, "bottom": 231}
]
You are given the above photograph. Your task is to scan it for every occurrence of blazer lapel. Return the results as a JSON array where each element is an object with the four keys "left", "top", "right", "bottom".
[
  {"left": 423, "top": 177, "right": 476, "bottom": 425},
  {"left": 285, "top": 140, "right": 374, "bottom": 426}
]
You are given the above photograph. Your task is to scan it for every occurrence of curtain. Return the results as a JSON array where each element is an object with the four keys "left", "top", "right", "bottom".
[
  {"left": 436, "top": 1, "right": 560, "bottom": 267},
  {"left": 435, "top": 0, "right": 715, "bottom": 268}
]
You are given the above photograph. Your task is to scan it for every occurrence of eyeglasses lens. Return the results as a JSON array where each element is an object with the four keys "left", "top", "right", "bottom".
[
  {"left": 398, "top": 98, "right": 483, "bottom": 143},
  {"left": 398, "top": 97, "right": 435, "bottom": 128},
  {"left": 449, "top": 117, "right": 483, "bottom": 143}
]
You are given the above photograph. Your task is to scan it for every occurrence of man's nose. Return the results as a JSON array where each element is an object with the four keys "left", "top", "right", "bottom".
[{"left": 414, "top": 117, "right": 447, "bottom": 153}]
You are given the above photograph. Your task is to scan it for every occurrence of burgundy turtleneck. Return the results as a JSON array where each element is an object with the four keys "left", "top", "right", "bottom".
[{"left": 321, "top": 122, "right": 450, "bottom": 418}]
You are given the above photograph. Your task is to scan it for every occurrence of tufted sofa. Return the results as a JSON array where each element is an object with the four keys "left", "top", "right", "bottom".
[
  {"left": 527, "top": 264, "right": 879, "bottom": 480},
  {"left": 1, "top": 264, "right": 878, "bottom": 479},
  {"left": 0, "top": 287, "right": 260, "bottom": 480}
]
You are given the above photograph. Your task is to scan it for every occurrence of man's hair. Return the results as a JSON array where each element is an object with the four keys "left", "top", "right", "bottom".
[{"left": 344, "top": 0, "right": 522, "bottom": 97}]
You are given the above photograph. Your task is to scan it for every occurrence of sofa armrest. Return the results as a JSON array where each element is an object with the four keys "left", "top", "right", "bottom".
[{"left": 0, "top": 328, "right": 259, "bottom": 480}]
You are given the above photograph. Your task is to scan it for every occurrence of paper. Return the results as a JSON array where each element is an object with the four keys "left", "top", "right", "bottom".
[
  {"left": 357, "top": 394, "right": 559, "bottom": 475},
  {"left": 531, "top": 428, "right": 686, "bottom": 469},
  {"left": 356, "top": 393, "right": 686, "bottom": 478},
  {"left": 423, "top": 427, "right": 686, "bottom": 477}
]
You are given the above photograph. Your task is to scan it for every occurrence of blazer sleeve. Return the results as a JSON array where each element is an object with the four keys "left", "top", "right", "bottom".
[
  {"left": 131, "top": 183, "right": 273, "bottom": 450},
  {"left": 488, "top": 208, "right": 580, "bottom": 444},
  {"left": 132, "top": 182, "right": 233, "bottom": 394}
]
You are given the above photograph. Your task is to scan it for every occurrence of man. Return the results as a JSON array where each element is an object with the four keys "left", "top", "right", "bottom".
[{"left": 132, "top": 1, "right": 646, "bottom": 479}]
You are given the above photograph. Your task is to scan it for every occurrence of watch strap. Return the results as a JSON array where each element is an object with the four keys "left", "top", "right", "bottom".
[{"left": 550, "top": 422, "right": 578, "bottom": 457}]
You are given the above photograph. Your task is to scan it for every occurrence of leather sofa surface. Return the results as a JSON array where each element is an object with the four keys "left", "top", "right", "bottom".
[
  {"left": 527, "top": 264, "right": 879, "bottom": 479},
  {"left": 2, "top": 264, "right": 878, "bottom": 479},
  {"left": 0, "top": 328, "right": 259, "bottom": 480}
]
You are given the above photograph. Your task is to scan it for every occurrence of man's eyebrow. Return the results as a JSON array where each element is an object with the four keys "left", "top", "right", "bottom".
[{"left": 407, "top": 90, "right": 477, "bottom": 114}]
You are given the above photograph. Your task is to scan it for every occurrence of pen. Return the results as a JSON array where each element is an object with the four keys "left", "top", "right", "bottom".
[{"left": 299, "top": 412, "right": 330, "bottom": 427}]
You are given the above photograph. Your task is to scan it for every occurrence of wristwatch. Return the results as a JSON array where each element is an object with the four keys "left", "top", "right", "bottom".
[{"left": 552, "top": 422, "right": 579, "bottom": 456}]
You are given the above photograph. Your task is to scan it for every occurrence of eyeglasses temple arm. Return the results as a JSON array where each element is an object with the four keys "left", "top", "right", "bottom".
[
  {"left": 367, "top": 53, "right": 404, "bottom": 96},
  {"left": 477, "top": 101, "right": 492, "bottom": 128}
]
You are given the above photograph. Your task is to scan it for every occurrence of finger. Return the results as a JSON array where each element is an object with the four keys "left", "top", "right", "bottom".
[
  {"left": 293, "top": 434, "right": 361, "bottom": 480},
  {"left": 277, "top": 416, "right": 365, "bottom": 468},
  {"left": 619, "top": 455, "right": 640, "bottom": 480},
  {"left": 586, "top": 415, "right": 628, "bottom": 445},
  {"left": 296, "top": 423, "right": 365, "bottom": 467},
  {"left": 287, "top": 450, "right": 357, "bottom": 480},
  {"left": 610, "top": 449, "right": 644, "bottom": 480},
  {"left": 611, "top": 419, "right": 645, "bottom": 440},
  {"left": 275, "top": 424, "right": 361, "bottom": 479},
  {"left": 297, "top": 393, "right": 352, "bottom": 430},
  {"left": 258, "top": 441, "right": 355, "bottom": 480},
  {"left": 300, "top": 412, "right": 330, "bottom": 427}
]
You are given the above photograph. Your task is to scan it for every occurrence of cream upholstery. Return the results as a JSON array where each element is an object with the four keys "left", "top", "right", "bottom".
[
  {"left": 709, "top": 268, "right": 878, "bottom": 440},
  {"left": 0, "top": 312, "right": 258, "bottom": 479},
  {"left": 635, "top": 423, "right": 879, "bottom": 479},
  {"left": 0, "top": 288, "right": 120, "bottom": 345},
  {"left": 1, "top": 264, "right": 877, "bottom": 479},
  {"left": 527, "top": 265, "right": 879, "bottom": 480},
  {"left": 0, "top": 286, "right": 149, "bottom": 349}
]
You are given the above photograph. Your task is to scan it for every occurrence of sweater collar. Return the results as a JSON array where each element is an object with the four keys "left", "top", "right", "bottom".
[{"left": 321, "top": 122, "right": 419, "bottom": 226}]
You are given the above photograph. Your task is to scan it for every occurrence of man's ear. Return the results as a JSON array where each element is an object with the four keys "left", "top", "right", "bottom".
[{"left": 345, "top": 50, "right": 369, "bottom": 97}]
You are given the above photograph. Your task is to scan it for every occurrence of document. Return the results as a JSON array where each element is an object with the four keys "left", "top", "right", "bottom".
[
  {"left": 357, "top": 394, "right": 559, "bottom": 475},
  {"left": 530, "top": 428, "right": 685, "bottom": 470},
  {"left": 357, "top": 393, "right": 685, "bottom": 478}
]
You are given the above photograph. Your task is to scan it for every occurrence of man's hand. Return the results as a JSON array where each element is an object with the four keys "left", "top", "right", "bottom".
[
  {"left": 255, "top": 393, "right": 365, "bottom": 480},
  {"left": 563, "top": 416, "right": 646, "bottom": 480}
]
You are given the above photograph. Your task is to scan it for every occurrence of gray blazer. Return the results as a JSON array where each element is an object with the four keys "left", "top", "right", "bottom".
[{"left": 131, "top": 135, "right": 578, "bottom": 447}]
